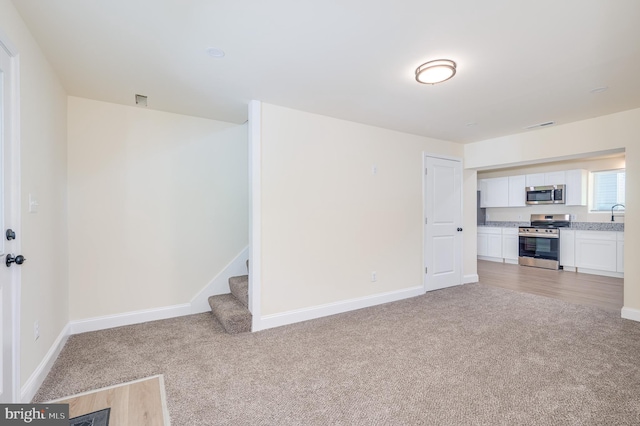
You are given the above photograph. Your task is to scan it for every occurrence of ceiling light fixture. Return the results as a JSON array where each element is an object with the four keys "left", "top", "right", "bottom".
[{"left": 415, "top": 59, "right": 457, "bottom": 84}]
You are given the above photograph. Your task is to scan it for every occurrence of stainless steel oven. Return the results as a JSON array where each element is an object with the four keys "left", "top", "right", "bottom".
[{"left": 518, "top": 214, "right": 570, "bottom": 270}]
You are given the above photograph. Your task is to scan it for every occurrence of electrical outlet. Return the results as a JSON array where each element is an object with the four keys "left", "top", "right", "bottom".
[
  {"left": 371, "top": 271, "right": 377, "bottom": 282},
  {"left": 34, "top": 321, "right": 40, "bottom": 341}
]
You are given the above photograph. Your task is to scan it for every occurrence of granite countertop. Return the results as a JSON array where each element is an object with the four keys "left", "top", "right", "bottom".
[{"left": 480, "top": 221, "right": 624, "bottom": 232}]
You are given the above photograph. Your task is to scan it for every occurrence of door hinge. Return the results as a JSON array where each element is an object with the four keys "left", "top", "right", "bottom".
[
  {"left": 425, "top": 267, "right": 428, "bottom": 274},
  {"left": 425, "top": 168, "right": 428, "bottom": 175},
  {"left": 425, "top": 218, "right": 428, "bottom": 224}
]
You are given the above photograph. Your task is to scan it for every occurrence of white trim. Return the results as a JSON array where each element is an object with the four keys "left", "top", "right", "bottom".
[
  {"left": 575, "top": 268, "right": 623, "bottom": 279},
  {"left": 0, "top": 29, "right": 21, "bottom": 403},
  {"left": 248, "top": 100, "right": 262, "bottom": 331},
  {"left": 478, "top": 256, "right": 503, "bottom": 263},
  {"left": 68, "top": 303, "right": 193, "bottom": 335},
  {"left": 20, "top": 324, "right": 70, "bottom": 403},
  {"left": 189, "top": 245, "right": 249, "bottom": 313},
  {"left": 255, "top": 286, "right": 424, "bottom": 331},
  {"left": 621, "top": 307, "right": 640, "bottom": 323},
  {"left": 463, "top": 274, "right": 479, "bottom": 284}
]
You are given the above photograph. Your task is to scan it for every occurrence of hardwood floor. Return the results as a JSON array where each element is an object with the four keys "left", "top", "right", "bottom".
[
  {"left": 49, "top": 375, "right": 169, "bottom": 426},
  {"left": 478, "top": 260, "right": 623, "bottom": 312}
]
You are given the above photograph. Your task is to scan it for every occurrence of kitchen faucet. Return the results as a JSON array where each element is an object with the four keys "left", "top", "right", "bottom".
[{"left": 611, "top": 204, "right": 625, "bottom": 222}]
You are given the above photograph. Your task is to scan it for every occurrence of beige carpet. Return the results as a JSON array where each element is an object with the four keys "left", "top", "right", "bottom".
[{"left": 34, "top": 283, "right": 640, "bottom": 425}]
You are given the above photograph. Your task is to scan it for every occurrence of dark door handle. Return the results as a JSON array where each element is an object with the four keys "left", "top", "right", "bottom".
[
  {"left": 457, "top": 227, "right": 463, "bottom": 232},
  {"left": 6, "top": 229, "right": 15, "bottom": 240},
  {"left": 6, "top": 254, "right": 26, "bottom": 267}
]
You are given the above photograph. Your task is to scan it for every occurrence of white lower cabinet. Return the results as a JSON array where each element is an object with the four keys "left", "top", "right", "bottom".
[
  {"left": 502, "top": 228, "right": 519, "bottom": 263},
  {"left": 478, "top": 227, "right": 503, "bottom": 261},
  {"left": 617, "top": 232, "right": 624, "bottom": 273},
  {"left": 559, "top": 229, "right": 575, "bottom": 268},
  {"left": 575, "top": 231, "right": 618, "bottom": 273}
]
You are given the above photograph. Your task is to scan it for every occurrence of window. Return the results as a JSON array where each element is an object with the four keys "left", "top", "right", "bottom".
[{"left": 591, "top": 169, "right": 625, "bottom": 211}]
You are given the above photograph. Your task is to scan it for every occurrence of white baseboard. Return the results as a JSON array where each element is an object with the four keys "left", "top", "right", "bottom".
[
  {"left": 621, "top": 307, "right": 640, "bottom": 323},
  {"left": 463, "top": 274, "right": 479, "bottom": 284},
  {"left": 478, "top": 256, "right": 503, "bottom": 263},
  {"left": 21, "top": 324, "right": 70, "bottom": 402},
  {"left": 190, "top": 245, "right": 249, "bottom": 313},
  {"left": 254, "top": 286, "right": 424, "bottom": 332},
  {"left": 576, "top": 268, "right": 623, "bottom": 279},
  {"left": 68, "top": 303, "right": 193, "bottom": 335}
]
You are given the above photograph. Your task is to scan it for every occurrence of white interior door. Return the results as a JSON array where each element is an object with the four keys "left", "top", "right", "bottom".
[
  {"left": 1, "top": 37, "right": 19, "bottom": 403},
  {"left": 424, "top": 155, "right": 463, "bottom": 291}
]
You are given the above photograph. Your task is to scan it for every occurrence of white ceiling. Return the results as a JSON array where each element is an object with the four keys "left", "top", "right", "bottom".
[{"left": 11, "top": 0, "right": 640, "bottom": 143}]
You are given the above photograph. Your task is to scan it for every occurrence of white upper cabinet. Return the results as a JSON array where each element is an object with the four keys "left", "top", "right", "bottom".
[
  {"left": 544, "top": 171, "right": 566, "bottom": 185},
  {"left": 525, "top": 173, "right": 545, "bottom": 187},
  {"left": 508, "top": 175, "right": 526, "bottom": 207},
  {"left": 565, "top": 169, "right": 587, "bottom": 206},
  {"left": 526, "top": 171, "right": 565, "bottom": 187},
  {"left": 481, "top": 177, "right": 509, "bottom": 208},
  {"left": 481, "top": 168, "right": 587, "bottom": 208}
]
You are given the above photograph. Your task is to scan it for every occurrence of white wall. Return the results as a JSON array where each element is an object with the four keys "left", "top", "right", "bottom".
[
  {"left": 258, "top": 103, "right": 468, "bottom": 317},
  {"left": 478, "top": 156, "right": 626, "bottom": 223},
  {"left": 0, "top": 0, "right": 69, "bottom": 390},
  {"left": 465, "top": 108, "right": 640, "bottom": 312},
  {"left": 67, "top": 97, "right": 248, "bottom": 320}
]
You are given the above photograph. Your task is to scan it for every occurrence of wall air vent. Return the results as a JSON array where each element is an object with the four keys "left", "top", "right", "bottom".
[
  {"left": 135, "top": 94, "right": 148, "bottom": 107},
  {"left": 524, "top": 121, "right": 555, "bottom": 130}
]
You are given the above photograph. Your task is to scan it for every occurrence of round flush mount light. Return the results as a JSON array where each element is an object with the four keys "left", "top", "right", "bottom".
[
  {"left": 206, "top": 47, "right": 225, "bottom": 58},
  {"left": 415, "top": 59, "right": 457, "bottom": 84}
]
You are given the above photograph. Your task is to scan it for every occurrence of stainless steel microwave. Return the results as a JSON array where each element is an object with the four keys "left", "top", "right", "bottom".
[{"left": 525, "top": 185, "right": 565, "bottom": 205}]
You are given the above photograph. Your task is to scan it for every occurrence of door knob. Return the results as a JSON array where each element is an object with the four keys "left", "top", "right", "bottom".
[
  {"left": 6, "top": 254, "right": 26, "bottom": 267},
  {"left": 457, "top": 227, "right": 463, "bottom": 232},
  {"left": 6, "top": 229, "right": 15, "bottom": 240}
]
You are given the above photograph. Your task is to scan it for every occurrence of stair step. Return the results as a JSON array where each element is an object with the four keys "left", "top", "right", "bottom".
[
  {"left": 229, "top": 275, "right": 249, "bottom": 308},
  {"left": 208, "top": 294, "right": 252, "bottom": 334}
]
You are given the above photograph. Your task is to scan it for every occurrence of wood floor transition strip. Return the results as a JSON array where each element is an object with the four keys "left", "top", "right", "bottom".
[{"left": 47, "top": 374, "right": 170, "bottom": 426}]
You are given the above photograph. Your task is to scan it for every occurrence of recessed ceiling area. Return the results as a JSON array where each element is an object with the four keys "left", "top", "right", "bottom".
[{"left": 10, "top": 0, "right": 640, "bottom": 143}]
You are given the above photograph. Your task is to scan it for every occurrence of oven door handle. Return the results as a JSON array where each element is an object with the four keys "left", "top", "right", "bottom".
[{"left": 518, "top": 232, "right": 559, "bottom": 239}]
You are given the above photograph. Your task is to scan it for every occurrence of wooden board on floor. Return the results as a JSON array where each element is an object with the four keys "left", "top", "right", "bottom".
[
  {"left": 48, "top": 375, "right": 170, "bottom": 426},
  {"left": 478, "top": 260, "right": 623, "bottom": 312}
]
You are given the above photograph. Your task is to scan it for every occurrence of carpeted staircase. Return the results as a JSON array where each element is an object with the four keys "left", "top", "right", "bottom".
[{"left": 208, "top": 262, "right": 252, "bottom": 334}]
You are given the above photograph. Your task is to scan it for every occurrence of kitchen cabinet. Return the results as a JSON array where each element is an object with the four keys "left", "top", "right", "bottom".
[
  {"left": 617, "top": 232, "right": 624, "bottom": 273},
  {"left": 565, "top": 169, "right": 587, "bottom": 206},
  {"left": 525, "top": 171, "right": 566, "bottom": 187},
  {"left": 544, "top": 171, "right": 566, "bottom": 185},
  {"left": 559, "top": 229, "right": 575, "bottom": 268},
  {"left": 502, "top": 228, "right": 519, "bottom": 263},
  {"left": 525, "top": 173, "right": 546, "bottom": 187},
  {"left": 478, "top": 227, "right": 502, "bottom": 261},
  {"left": 508, "top": 175, "right": 526, "bottom": 207},
  {"left": 480, "top": 177, "right": 509, "bottom": 208},
  {"left": 575, "top": 231, "right": 617, "bottom": 273}
]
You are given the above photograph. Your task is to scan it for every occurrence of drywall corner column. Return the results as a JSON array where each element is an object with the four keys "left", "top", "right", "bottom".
[
  {"left": 622, "top": 143, "right": 639, "bottom": 313},
  {"left": 462, "top": 168, "right": 478, "bottom": 282},
  {"left": 248, "top": 100, "right": 262, "bottom": 330}
]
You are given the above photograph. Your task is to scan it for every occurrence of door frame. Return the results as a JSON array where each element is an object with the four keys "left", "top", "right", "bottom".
[
  {"left": 423, "top": 153, "right": 464, "bottom": 292},
  {"left": 0, "top": 29, "right": 21, "bottom": 403}
]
